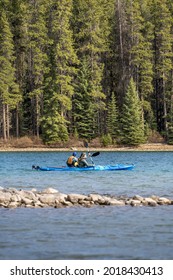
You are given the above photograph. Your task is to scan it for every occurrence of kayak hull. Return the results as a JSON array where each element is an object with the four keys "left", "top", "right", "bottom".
[{"left": 32, "top": 164, "right": 134, "bottom": 171}]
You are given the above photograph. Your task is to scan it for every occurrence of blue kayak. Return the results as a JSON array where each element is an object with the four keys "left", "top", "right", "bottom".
[{"left": 32, "top": 164, "right": 134, "bottom": 171}]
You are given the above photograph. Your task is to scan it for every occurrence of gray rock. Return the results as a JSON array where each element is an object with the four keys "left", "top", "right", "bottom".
[
  {"left": 150, "top": 195, "right": 159, "bottom": 201},
  {"left": 42, "top": 188, "right": 59, "bottom": 194},
  {"left": 157, "top": 197, "right": 171, "bottom": 205},
  {"left": 10, "top": 194, "right": 22, "bottom": 203},
  {"left": 67, "top": 194, "right": 88, "bottom": 204},
  {"left": 0, "top": 192, "right": 12, "bottom": 203},
  {"left": 109, "top": 199, "right": 125, "bottom": 206},
  {"left": 89, "top": 194, "right": 106, "bottom": 204},
  {"left": 61, "top": 200, "right": 73, "bottom": 207},
  {"left": 19, "top": 190, "right": 36, "bottom": 200},
  {"left": 143, "top": 197, "right": 157, "bottom": 206},
  {"left": 78, "top": 200, "right": 92, "bottom": 207},
  {"left": 132, "top": 195, "right": 144, "bottom": 201},
  {"left": 8, "top": 202, "right": 18, "bottom": 208},
  {"left": 31, "top": 188, "right": 37, "bottom": 192},
  {"left": 56, "top": 193, "right": 68, "bottom": 203},
  {"left": 21, "top": 197, "right": 33, "bottom": 205},
  {"left": 39, "top": 194, "right": 56, "bottom": 205},
  {"left": 130, "top": 199, "right": 142, "bottom": 206}
]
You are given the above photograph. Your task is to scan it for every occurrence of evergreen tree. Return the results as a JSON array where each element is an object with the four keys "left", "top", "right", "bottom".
[
  {"left": 9, "top": 0, "right": 28, "bottom": 137},
  {"left": 110, "top": 0, "right": 130, "bottom": 107},
  {"left": 27, "top": 0, "right": 48, "bottom": 137},
  {"left": 106, "top": 92, "right": 119, "bottom": 140},
  {"left": 0, "top": 8, "right": 21, "bottom": 140},
  {"left": 167, "top": 96, "right": 173, "bottom": 144},
  {"left": 111, "top": 0, "right": 154, "bottom": 132},
  {"left": 72, "top": 58, "right": 94, "bottom": 139},
  {"left": 150, "top": 0, "right": 173, "bottom": 135},
  {"left": 72, "top": 0, "right": 106, "bottom": 138},
  {"left": 120, "top": 78, "right": 145, "bottom": 145},
  {"left": 41, "top": 0, "right": 78, "bottom": 144},
  {"left": 128, "top": 0, "right": 154, "bottom": 129}
]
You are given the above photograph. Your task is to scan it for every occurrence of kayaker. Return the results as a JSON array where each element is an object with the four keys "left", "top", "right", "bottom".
[
  {"left": 66, "top": 152, "right": 78, "bottom": 167},
  {"left": 78, "top": 152, "right": 90, "bottom": 167}
]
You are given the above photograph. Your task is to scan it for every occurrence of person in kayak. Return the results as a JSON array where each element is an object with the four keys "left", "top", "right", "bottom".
[
  {"left": 77, "top": 152, "right": 91, "bottom": 167},
  {"left": 66, "top": 152, "right": 78, "bottom": 167}
]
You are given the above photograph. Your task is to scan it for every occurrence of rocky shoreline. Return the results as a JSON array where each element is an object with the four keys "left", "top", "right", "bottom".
[{"left": 0, "top": 187, "right": 173, "bottom": 208}]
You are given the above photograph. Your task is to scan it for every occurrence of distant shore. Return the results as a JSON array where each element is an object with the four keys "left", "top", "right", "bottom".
[{"left": 1, "top": 143, "right": 173, "bottom": 152}]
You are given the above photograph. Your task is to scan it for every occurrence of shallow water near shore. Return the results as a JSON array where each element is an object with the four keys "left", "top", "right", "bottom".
[{"left": 0, "top": 151, "right": 173, "bottom": 259}]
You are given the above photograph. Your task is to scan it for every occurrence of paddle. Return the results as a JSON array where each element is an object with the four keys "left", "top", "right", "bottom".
[
  {"left": 83, "top": 141, "right": 100, "bottom": 164},
  {"left": 91, "top": 151, "right": 100, "bottom": 157}
]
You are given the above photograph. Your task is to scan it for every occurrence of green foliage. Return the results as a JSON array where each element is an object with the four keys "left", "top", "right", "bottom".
[
  {"left": 72, "top": 58, "right": 95, "bottom": 139},
  {"left": 167, "top": 125, "right": 173, "bottom": 145},
  {"left": 41, "top": 112, "right": 69, "bottom": 144},
  {"left": 131, "top": 0, "right": 154, "bottom": 94},
  {"left": 41, "top": 0, "right": 78, "bottom": 144},
  {"left": 120, "top": 78, "right": 146, "bottom": 145},
  {"left": 150, "top": 0, "right": 173, "bottom": 133},
  {"left": 72, "top": 0, "right": 106, "bottom": 137},
  {"left": 101, "top": 133, "right": 112, "bottom": 147},
  {"left": 0, "top": 9, "right": 21, "bottom": 107},
  {"left": 107, "top": 92, "right": 119, "bottom": 139},
  {"left": 73, "top": 127, "right": 79, "bottom": 139},
  {"left": 1, "top": 0, "right": 173, "bottom": 145},
  {"left": 151, "top": 0, "right": 173, "bottom": 80}
]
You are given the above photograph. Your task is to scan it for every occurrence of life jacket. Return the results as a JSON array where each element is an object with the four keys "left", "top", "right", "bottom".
[{"left": 67, "top": 156, "right": 76, "bottom": 166}]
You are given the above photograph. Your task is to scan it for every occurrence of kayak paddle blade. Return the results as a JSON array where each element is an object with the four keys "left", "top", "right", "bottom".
[{"left": 91, "top": 152, "right": 100, "bottom": 157}]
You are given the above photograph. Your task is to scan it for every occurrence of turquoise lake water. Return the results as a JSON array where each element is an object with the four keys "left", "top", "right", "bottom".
[{"left": 0, "top": 151, "right": 173, "bottom": 259}]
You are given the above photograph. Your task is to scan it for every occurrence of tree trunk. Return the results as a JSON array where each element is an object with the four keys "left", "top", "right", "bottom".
[
  {"left": 36, "top": 95, "right": 40, "bottom": 137},
  {"left": 16, "top": 105, "right": 19, "bottom": 138},
  {"left": 117, "top": 0, "right": 124, "bottom": 70},
  {"left": 2, "top": 104, "right": 7, "bottom": 141},
  {"left": 163, "top": 77, "right": 168, "bottom": 138},
  {"left": 6, "top": 104, "right": 10, "bottom": 139}
]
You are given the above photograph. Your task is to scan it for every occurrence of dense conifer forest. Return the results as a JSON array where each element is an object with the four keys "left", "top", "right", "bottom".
[{"left": 1, "top": 0, "right": 173, "bottom": 146}]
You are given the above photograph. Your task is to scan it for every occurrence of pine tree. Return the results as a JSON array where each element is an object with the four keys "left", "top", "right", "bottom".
[
  {"left": 41, "top": 0, "right": 78, "bottom": 144},
  {"left": 106, "top": 92, "right": 119, "bottom": 140},
  {"left": 72, "top": 0, "right": 107, "bottom": 139},
  {"left": 128, "top": 0, "right": 154, "bottom": 130},
  {"left": 120, "top": 78, "right": 145, "bottom": 145},
  {"left": 9, "top": 0, "right": 28, "bottom": 137},
  {"left": 110, "top": 0, "right": 130, "bottom": 107},
  {"left": 72, "top": 58, "right": 94, "bottom": 139},
  {"left": 166, "top": 1, "right": 173, "bottom": 141},
  {"left": 150, "top": 0, "right": 173, "bottom": 135},
  {"left": 27, "top": 0, "right": 49, "bottom": 137},
  {"left": 0, "top": 8, "right": 21, "bottom": 140},
  {"left": 167, "top": 96, "right": 173, "bottom": 144}
]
